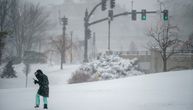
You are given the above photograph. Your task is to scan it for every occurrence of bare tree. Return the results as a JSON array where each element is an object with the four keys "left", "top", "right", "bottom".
[
  {"left": 0, "top": 0, "right": 13, "bottom": 64},
  {"left": 51, "top": 35, "right": 77, "bottom": 69},
  {"left": 0, "top": 32, "right": 7, "bottom": 64},
  {"left": 0, "top": 0, "right": 13, "bottom": 32},
  {"left": 9, "top": 0, "right": 49, "bottom": 62},
  {"left": 146, "top": 21, "right": 180, "bottom": 72},
  {"left": 51, "top": 35, "right": 68, "bottom": 69}
]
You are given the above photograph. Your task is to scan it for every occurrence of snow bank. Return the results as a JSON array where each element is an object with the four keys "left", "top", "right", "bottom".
[
  {"left": 70, "top": 54, "right": 144, "bottom": 83},
  {"left": 0, "top": 70, "right": 193, "bottom": 110}
]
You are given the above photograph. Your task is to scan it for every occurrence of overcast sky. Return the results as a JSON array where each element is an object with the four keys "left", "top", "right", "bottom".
[
  {"left": 26, "top": 0, "right": 158, "bottom": 10},
  {"left": 23, "top": 0, "right": 193, "bottom": 52}
]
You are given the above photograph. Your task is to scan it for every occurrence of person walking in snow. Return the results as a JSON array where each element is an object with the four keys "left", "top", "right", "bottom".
[{"left": 34, "top": 69, "right": 49, "bottom": 109}]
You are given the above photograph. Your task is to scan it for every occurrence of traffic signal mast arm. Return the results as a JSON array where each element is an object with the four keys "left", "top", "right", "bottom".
[
  {"left": 87, "top": 2, "right": 102, "bottom": 20},
  {"left": 88, "top": 10, "right": 162, "bottom": 26},
  {"left": 83, "top": 0, "right": 168, "bottom": 62},
  {"left": 87, "top": 0, "right": 111, "bottom": 21}
]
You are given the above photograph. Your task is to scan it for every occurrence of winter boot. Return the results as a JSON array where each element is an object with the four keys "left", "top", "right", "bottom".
[
  {"left": 44, "top": 104, "right": 48, "bottom": 109},
  {"left": 34, "top": 105, "right": 39, "bottom": 109}
]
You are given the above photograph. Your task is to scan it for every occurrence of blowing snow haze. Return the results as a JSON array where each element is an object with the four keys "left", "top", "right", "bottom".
[
  {"left": 0, "top": 1, "right": 193, "bottom": 110},
  {"left": 25, "top": 0, "right": 193, "bottom": 52}
]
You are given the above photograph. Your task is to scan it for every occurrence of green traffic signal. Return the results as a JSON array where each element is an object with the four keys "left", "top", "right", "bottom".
[
  {"left": 141, "top": 9, "right": 146, "bottom": 20},
  {"left": 164, "top": 16, "right": 168, "bottom": 21},
  {"left": 163, "top": 10, "right": 168, "bottom": 21},
  {"left": 142, "top": 16, "right": 146, "bottom": 20}
]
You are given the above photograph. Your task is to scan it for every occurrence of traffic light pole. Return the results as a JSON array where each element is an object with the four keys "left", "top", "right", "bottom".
[
  {"left": 108, "top": 19, "right": 111, "bottom": 51},
  {"left": 70, "top": 31, "right": 73, "bottom": 63},
  {"left": 83, "top": 1, "right": 107, "bottom": 63},
  {"left": 93, "top": 32, "right": 96, "bottom": 59},
  {"left": 83, "top": 0, "right": 166, "bottom": 63},
  {"left": 63, "top": 25, "right": 66, "bottom": 64}
]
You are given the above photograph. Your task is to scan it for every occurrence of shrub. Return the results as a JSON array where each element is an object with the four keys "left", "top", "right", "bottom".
[
  {"left": 69, "top": 53, "right": 144, "bottom": 83},
  {"left": 68, "top": 70, "right": 97, "bottom": 84},
  {"left": 1, "top": 60, "right": 17, "bottom": 78}
]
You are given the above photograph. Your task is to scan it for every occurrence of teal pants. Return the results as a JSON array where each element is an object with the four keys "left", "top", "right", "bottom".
[{"left": 36, "top": 94, "right": 48, "bottom": 106}]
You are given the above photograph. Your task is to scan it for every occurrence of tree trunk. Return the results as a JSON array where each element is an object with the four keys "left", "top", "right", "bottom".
[
  {"left": 0, "top": 39, "right": 2, "bottom": 65},
  {"left": 61, "top": 52, "right": 64, "bottom": 70},
  {"left": 17, "top": 46, "right": 23, "bottom": 63},
  {"left": 0, "top": 49, "right": 2, "bottom": 65},
  {"left": 25, "top": 74, "right": 28, "bottom": 88},
  {"left": 0, "top": 33, "right": 6, "bottom": 65},
  {"left": 25, "top": 63, "right": 30, "bottom": 88},
  {"left": 162, "top": 49, "right": 167, "bottom": 72},
  {"left": 163, "top": 59, "right": 167, "bottom": 72}
]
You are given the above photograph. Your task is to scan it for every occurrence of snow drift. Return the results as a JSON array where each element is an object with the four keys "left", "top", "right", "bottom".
[{"left": 0, "top": 70, "right": 193, "bottom": 110}]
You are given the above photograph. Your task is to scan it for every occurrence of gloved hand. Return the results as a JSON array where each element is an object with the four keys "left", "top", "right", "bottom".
[{"left": 34, "top": 79, "right": 38, "bottom": 84}]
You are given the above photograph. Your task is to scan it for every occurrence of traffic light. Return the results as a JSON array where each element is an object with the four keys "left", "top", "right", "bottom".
[
  {"left": 101, "top": 0, "right": 107, "bottom": 11},
  {"left": 108, "top": 10, "right": 113, "bottom": 20},
  {"left": 65, "top": 18, "right": 68, "bottom": 25},
  {"left": 62, "top": 17, "right": 68, "bottom": 25},
  {"left": 131, "top": 10, "right": 136, "bottom": 20},
  {"left": 141, "top": 9, "right": 146, "bottom": 20},
  {"left": 110, "top": 0, "right": 115, "bottom": 9},
  {"left": 163, "top": 10, "right": 168, "bottom": 21},
  {"left": 87, "top": 29, "right": 91, "bottom": 39}
]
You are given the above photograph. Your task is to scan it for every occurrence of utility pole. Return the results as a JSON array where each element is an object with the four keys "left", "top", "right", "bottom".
[
  {"left": 84, "top": 9, "right": 89, "bottom": 62},
  {"left": 70, "top": 31, "right": 73, "bottom": 63},
  {"left": 62, "top": 17, "right": 67, "bottom": 64},
  {"left": 60, "top": 16, "right": 68, "bottom": 69}
]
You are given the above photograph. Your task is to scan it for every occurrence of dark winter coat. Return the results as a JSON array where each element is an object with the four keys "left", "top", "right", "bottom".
[{"left": 35, "top": 70, "right": 49, "bottom": 97}]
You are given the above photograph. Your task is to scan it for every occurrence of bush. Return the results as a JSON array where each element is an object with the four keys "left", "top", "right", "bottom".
[
  {"left": 68, "top": 70, "right": 97, "bottom": 84},
  {"left": 1, "top": 60, "right": 17, "bottom": 78},
  {"left": 69, "top": 53, "right": 144, "bottom": 83}
]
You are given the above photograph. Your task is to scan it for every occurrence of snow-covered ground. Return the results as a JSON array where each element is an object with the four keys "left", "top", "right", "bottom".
[
  {"left": 0, "top": 64, "right": 80, "bottom": 89},
  {"left": 0, "top": 68, "right": 193, "bottom": 110}
]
